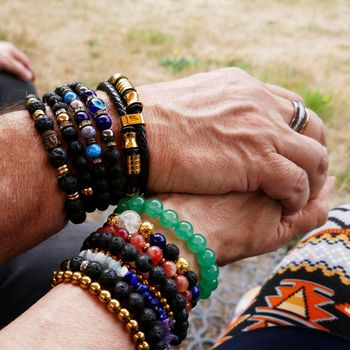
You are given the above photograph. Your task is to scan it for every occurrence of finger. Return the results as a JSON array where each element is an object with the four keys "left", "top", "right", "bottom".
[
  {"left": 260, "top": 152, "right": 310, "bottom": 211},
  {"left": 264, "top": 83, "right": 304, "bottom": 104},
  {"left": 277, "top": 176, "right": 335, "bottom": 242},
  {"left": 1, "top": 58, "right": 33, "bottom": 81},
  {"left": 273, "top": 123, "right": 329, "bottom": 198},
  {"left": 273, "top": 94, "right": 327, "bottom": 146},
  {"left": 10, "top": 46, "right": 35, "bottom": 80}
]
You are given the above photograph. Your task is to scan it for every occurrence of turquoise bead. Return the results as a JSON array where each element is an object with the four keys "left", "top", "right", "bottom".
[
  {"left": 127, "top": 196, "right": 146, "bottom": 214},
  {"left": 145, "top": 199, "right": 164, "bottom": 218},
  {"left": 201, "top": 264, "right": 219, "bottom": 281},
  {"left": 86, "top": 143, "right": 101, "bottom": 159},
  {"left": 199, "top": 286, "right": 211, "bottom": 300},
  {"left": 115, "top": 197, "right": 129, "bottom": 214},
  {"left": 159, "top": 209, "right": 179, "bottom": 228},
  {"left": 175, "top": 221, "right": 193, "bottom": 240},
  {"left": 64, "top": 91, "right": 77, "bottom": 104},
  {"left": 188, "top": 234, "right": 206, "bottom": 253},
  {"left": 198, "top": 248, "right": 216, "bottom": 266}
]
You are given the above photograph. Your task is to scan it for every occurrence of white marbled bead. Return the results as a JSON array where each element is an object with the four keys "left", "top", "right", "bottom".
[{"left": 118, "top": 210, "right": 142, "bottom": 234}]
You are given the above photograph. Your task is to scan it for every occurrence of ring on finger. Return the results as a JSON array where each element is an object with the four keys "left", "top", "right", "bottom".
[{"left": 290, "top": 101, "right": 309, "bottom": 134}]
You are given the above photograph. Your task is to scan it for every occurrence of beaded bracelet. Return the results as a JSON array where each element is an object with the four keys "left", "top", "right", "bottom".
[
  {"left": 51, "top": 270, "right": 150, "bottom": 350},
  {"left": 24, "top": 94, "right": 86, "bottom": 224},
  {"left": 69, "top": 82, "right": 126, "bottom": 204},
  {"left": 42, "top": 92, "right": 96, "bottom": 213},
  {"left": 116, "top": 196, "right": 219, "bottom": 299}
]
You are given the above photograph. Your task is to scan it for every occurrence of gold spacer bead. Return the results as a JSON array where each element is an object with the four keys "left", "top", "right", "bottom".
[
  {"left": 109, "top": 73, "right": 124, "bottom": 85},
  {"left": 154, "top": 291, "right": 161, "bottom": 298},
  {"left": 138, "top": 221, "right": 154, "bottom": 239},
  {"left": 80, "top": 276, "right": 92, "bottom": 289},
  {"left": 79, "top": 120, "right": 92, "bottom": 129},
  {"left": 137, "top": 341, "right": 150, "bottom": 350},
  {"left": 81, "top": 187, "right": 93, "bottom": 196},
  {"left": 92, "top": 158, "right": 102, "bottom": 164},
  {"left": 98, "top": 290, "right": 111, "bottom": 304},
  {"left": 32, "top": 109, "right": 45, "bottom": 120},
  {"left": 149, "top": 286, "right": 156, "bottom": 292},
  {"left": 57, "top": 165, "right": 69, "bottom": 177},
  {"left": 133, "top": 331, "right": 145, "bottom": 343},
  {"left": 126, "top": 319, "right": 139, "bottom": 333},
  {"left": 67, "top": 192, "right": 80, "bottom": 201},
  {"left": 107, "top": 299, "right": 121, "bottom": 313},
  {"left": 169, "top": 311, "right": 174, "bottom": 318},
  {"left": 51, "top": 278, "right": 57, "bottom": 286},
  {"left": 117, "top": 308, "right": 131, "bottom": 323},
  {"left": 164, "top": 304, "right": 170, "bottom": 312},
  {"left": 71, "top": 272, "right": 82, "bottom": 284},
  {"left": 56, "top": 113, "right": 70, "bottom": 123},
  {"left": 143, "top": 279, "right": 149, "bottom": 286},
  {"left": 107, "top": 214, "right": 119, "bottom": 226},
  {"left": 63, "top": 270, "right": 73, "bottom": 282},
  {"left": 160, "top": 298, "right": 167, "bottom": 304},
  {"left": 176, "top": 256, "right": 190, "bottom": 275},
  {"left": 26, "top": 97, "right": 37, "bottom": 106},
  {"left": 89, "top": 282, "right": 102, "bottom": 295},
  {"left": 137, "top": 274, "right": 143, "bottom": 280},
  {"left": 56, "top": 271, "right": 64, "bottom": 283}
]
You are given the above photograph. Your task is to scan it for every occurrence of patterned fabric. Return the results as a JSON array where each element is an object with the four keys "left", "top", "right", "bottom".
[{"left": 213, "top": 205, "right": 350, "bottom": 348}]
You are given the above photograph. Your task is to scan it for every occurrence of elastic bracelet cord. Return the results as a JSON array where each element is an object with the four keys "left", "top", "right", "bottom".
[
  {"left": 51, "top": 270, "right": 150, "bottom": 350},
  {"left": 24, "top": 95, "right": 86, "bottom": 224},
  {"left": 116, "top": 196, "right": 219, "bottom": 299},
  {"left": 55, "top": 86, "right": 112, "bottom": 211},
  {"left": 42, "top": 92, "right": 96, "bottom": 213},
  {"left": 68, "top": 82, "right": 126, "bottom": 205}
]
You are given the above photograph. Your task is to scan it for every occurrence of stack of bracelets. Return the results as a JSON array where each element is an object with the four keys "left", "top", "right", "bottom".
[{"left": 24, "top": 73, "right": 218, "bottom": 349}]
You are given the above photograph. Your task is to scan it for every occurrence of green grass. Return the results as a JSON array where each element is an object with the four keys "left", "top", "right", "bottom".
[
  {"left": 86, "top": 38, "right": 100, "bottom": 47},
  {"left": 160, "top": 56, "right": 198, "bottom": 73},
  {"left": 127, "top": 28, "right": 172, "bottom": 45}
]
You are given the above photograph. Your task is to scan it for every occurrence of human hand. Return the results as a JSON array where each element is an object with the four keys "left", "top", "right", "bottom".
[
  {"left": 139, "top": 68, "right": 328, "bottom": 212},
  {"left": 0, "top": 41, "right": 35, "bottom": 81},
  {"left": 157, "top": 177, "right": 334, "bottom": 266}
]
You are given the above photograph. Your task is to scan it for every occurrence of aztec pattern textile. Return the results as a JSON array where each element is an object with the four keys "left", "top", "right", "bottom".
[{"left": 213, "top": 204, "right": 350, "bottom": 348}]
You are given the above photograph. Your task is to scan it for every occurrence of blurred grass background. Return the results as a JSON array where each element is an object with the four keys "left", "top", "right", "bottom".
[{"left": 1, "top": 0, "right": 349, "bottom": 202}]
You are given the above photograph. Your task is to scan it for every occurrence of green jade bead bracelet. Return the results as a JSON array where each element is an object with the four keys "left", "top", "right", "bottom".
[{"left": 114, "top": 196, "right": 219, "bottom": 299}]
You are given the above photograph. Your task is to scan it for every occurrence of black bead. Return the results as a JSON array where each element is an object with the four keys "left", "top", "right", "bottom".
[
  {"left": 70, "top": 256, "right": 84, "bottom": 272},
  {"left": 34, "top": 115, "right": 54, "bottom": 134},
  {"left": 170, "top": 293, "right": 186, "bottom": 310},
  {"left": 88, "top": 232, "right": 101, "bottom": 248},
  {"left": 107, "top": 163, "right": 123, "bottom": 177},
  {"left": 48, "top": 94, "right": 63, "bottom": 106},
  {"left": 149, "top": 266, "right": 167, "bottom": 286},
  {"left": 48, "top": 147, "right": 68, "bottom": 168},
  {"left": 191, "top": 299, "right": 198, "bottom": 308},
  {"left": 174, "top": 308, "right": 188, "bottom": 322},
  {"left": 91, "top": 164, "right": 106, "bottom": 178},
  {"left": 60, "top": 259, "right": 70, "bottom": 271},
  {"left": 73, "top": 155, "right": 88, "bottom": 170},
  {"left": 55, "top": 86, "right": 68, "bottom": 96},
  {"left": 139, "top": 308, "right": 156, "bottom": 330},
  {"left": 67, "top": 206, "right": 86, "bottom": 224},
  {"left": 163, "top": 243, "right": 179, "bottom": 262},
  {"left": 52, "top": 102, "right": 69, "bottom": 113},
  {"left": 99, "top": 269, "right": 118, "bottom": 288},
  {"left": 95, "top": 191, "right": 111, "bottom": 211},
  {"left": 103, "top": 148, "right": 120, "bottom": 165},
  {"left": 151, "top": 340, "right": 166, "bottom": 350},
  {"left": 148, "top": 325, "right": 164, "bottom": 345},
  {"left": 98, "top": 232, "right": 113, "bottom": 250},
  {"left": 68, "top": 81, "right": 82, "bottom": 90},
  {"left": 61, "top": 126, "right": 78, "bottom": 141},
  {"left": 58, "top": 174, "right": 78, "bottom": 194},
  {"left": 127, "top": 292, "right": 145, "bottom": 314},
  {"left": 94, "top": 178, "right": 109, "bottom": 191},
  {"left": 42, "top": 92, "right": 54, "bottom": 103},
  {"left": 78, "top": 171, "right": 92, "bottom": 187},
  {"left": 27, "top": 99, "right": 45, "bottom": 114},
  {"left": 108, "top": 237, "right": 125, "bottom": 255},
  {"left": 171, "top": 331, "right": 187, "bottom": 346},
  {"left": 175, "top": 320, "right": 189, "bottom": 333},
  {"left": 160, "top": 278, "right": 178, "bottom": 297},
  {"left": 83, "top": 195, "right": 96, "bottom": 213},
  {"left": 169, "top": 336, "right": 180, "bottom": 347},
  {"left": 186, "top": 270, "right": 198, "bottom": 288},
  {"left": 135, "top": 255, "right": 153, "bottom": 273},
  {"left": 86, "top": 261, "right": 103, "bottom": 279},
  {"left": 121, "top": 244, "right": 138, "bottom": 262},
  {"left": 111, "top": 281, "right": 130, "bottom": 301},
  {"left": 68, "top": 140, "right": 83, "bottom": 156},
  {"left": 109, "top": 176, "right": 125, "bottom": 191}
]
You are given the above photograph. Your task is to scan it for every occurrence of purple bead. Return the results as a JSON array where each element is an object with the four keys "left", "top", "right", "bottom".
[
  {"left": 150, "top": 233, "right": 167, "bottom": 249},
  {"left": 159, "top": 311, "right": 168, "bottom": 321},
  {"left": 191, "top": 285, "right": 200, "bottom": 301},
  {"left": 75, "top": 111, "right": 89, "bottom": 124},
  {"left": 81, "top": 89, "right": 96, "bottom": 101},
  {"left": 96, "top": 115, "right": 112, "bottom": 131},
  {"left": 143, "top": 291, "right": 151, "bottom": 299},
  {"left": 137, "top": 284, "right": 149, "bottom": 294},
  {"left": 130, "top": 273, "right": 138, "bottom": 286},
  {"left": 80, "top": 125, "right": 96, "bottom": 139},
  {"left": 149, "top": 297, "right": 159, "bottom": 306},
  {"left": 87, "top": 97, "right": 106, "bottom": 114}
]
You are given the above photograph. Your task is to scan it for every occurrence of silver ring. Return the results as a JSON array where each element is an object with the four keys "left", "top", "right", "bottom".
[{"left": 290, "top": 100, "right": 309, "bottom": 133}]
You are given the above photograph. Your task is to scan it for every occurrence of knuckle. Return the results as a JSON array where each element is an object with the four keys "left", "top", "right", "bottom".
[{"left": 318, "top": 147, "right": 329, "bottom": 176}]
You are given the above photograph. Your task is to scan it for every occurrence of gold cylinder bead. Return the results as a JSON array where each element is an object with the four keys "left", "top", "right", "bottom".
[
  {"left": 116, "top": 78, "right": 134, "bottom": 95},
  {"left": 71, "top": 272, "right": 82, "bottom": 284},
  {"left": 176, "top": 257, "right": 190, "bottom": 274},
  {"left": 123, "top": 131, "right": 138, "bottom": 149},
  {"left": 126, "top": 319, "right": 139, "bottom": 333},
  {"left": 32, "top": 109, "right": 45, "bottom": 120},
  {"left": 57, "top": 165, "right": 69, "bottom": 177},
  {"left": 82, "top": 187, "right": 93, "bottom": 196},
  {"left": 56, "top": 113, "right": 70, "bottom": 123},
  {"left": 98, "top": 290, "right": 111, "bottom": 304},
  {"left": 139, "top": 221, "right": 154, "bottom": 239},
  {"left": 80, "top": 276, "right": 92, "bottom": 289},
  {"left": 117, "top": 308, "right": 131, "bottom": 323},
  {"left": 67, "top": 192, "right": 80, "bottom": 201},
  {"left": 109, "top": 73, "right": 124, "bottom": 85},
  {"left": 127, "top": 154, "right": 141, "bottom": 175},
  {"left": 89, "top": 282, "right": 101, "bottom": 295},
  {"left": 108, "top": 299, "right": 121, "bottom": 313},
  {"left": 137, "top": 341, "right": 150, "bottom": 350},
  {"left": 124, "top": 91, "right": 141, "bottom": 108},
  {"left": 63, "top": 270, "right": 73, "bottom": 282},
  {"left": 133, "top": 331, "right": 145, "bottom": 343}
]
